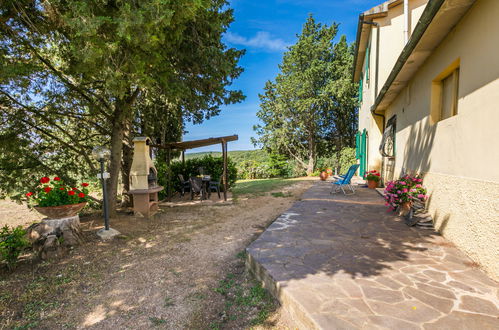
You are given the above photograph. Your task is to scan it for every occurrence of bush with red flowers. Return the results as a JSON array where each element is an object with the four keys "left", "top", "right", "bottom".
[
  {"left": 364, "top": 170, "right": 381, "bottom": 182},
  {"left": 383, "top": 174, "right": 427, "bottom": 211},
  {"left": 25, "top": 177, "right": 90, "bottom": 207}
]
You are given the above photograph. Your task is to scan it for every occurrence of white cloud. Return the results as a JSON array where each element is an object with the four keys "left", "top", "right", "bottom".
[{"left": 225, "top": 31, "right": 290, "bottom": 52}]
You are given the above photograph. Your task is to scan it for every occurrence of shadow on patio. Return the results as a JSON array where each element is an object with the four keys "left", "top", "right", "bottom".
[{"left": 246, "top": 181, "right": 499, "bottom": 329}]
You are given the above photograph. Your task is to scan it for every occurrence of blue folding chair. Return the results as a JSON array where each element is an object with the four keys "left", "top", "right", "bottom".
[{"left": 331, "top": 164, "right": 360, "bottom": 195}]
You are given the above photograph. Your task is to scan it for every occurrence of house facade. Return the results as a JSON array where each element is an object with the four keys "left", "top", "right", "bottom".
[{"left": 353, "top": 0, "right": 499, "bottom": 280}]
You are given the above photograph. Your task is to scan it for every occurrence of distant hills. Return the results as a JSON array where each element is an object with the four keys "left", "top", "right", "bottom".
[{"left": 185, "top": 149, "right": 269, "bottom": 164}]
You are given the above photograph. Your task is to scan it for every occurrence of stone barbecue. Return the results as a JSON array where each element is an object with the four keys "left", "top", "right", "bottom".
[{"left": 128, "top": 137, "right": 163, "bottom": 217}]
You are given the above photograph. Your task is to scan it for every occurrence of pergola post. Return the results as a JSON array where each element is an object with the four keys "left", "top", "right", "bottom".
[
  {"left": 222, "top": 140, "right": 228, "bottom": 201},
  {"left": 181, "top": 150, "right": 185, "bottom": 165},
  {"left": 166, "top": 147, "right": 172, "bottom": 201}
]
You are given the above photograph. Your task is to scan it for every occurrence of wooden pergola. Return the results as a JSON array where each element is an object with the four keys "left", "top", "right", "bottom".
[{"left": 151, "top": 135, "right": 238, "bottom": 201}]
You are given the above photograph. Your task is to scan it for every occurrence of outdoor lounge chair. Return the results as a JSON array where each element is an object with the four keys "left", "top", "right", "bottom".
[{"left": 330, "top": 164, "right": 360, "bottom": 195}]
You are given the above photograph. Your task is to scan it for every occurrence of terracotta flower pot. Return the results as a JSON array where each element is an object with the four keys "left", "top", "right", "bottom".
[
  {"left": 319, "top": 171, "right": 328, "bottom": 181},
  {"left": 367, "top": 180, "right": 378, "bottom": 189},
  {"left": 398, "top": 201, "right": 412, "bottom": 216},
  {"left": 34, "top": 202, "right": 87, "bottom": 219}
]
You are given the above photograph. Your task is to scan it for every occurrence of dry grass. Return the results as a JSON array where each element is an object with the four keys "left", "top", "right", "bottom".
[{"left": 0, "top": 179, "right": 314, "bottom": 329}]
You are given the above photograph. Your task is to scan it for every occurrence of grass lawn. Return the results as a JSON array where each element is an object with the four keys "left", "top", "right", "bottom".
[{"left": 232, "top": 178, "right": 308, "bottom": 196}]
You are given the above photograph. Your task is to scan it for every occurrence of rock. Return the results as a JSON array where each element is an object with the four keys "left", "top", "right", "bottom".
[{"left": 96, "top": 228, "right": 121, "bottom": 240}]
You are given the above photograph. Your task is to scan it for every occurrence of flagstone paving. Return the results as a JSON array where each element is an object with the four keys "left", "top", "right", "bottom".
[{"left": 246, "top": 181, "right": 499, "bottom": 329}]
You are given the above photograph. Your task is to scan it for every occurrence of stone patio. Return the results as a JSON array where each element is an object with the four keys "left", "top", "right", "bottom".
[{"left": 246, "top": 181, "right": 499, "bottom": 329}]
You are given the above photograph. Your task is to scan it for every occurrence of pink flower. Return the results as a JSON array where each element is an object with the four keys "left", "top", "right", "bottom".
[
  {"left": 417, "top": 194, "right": 424, "bottom": 199},
  {"left": 403, "top": 188, "right": 408, "bottom": 193},
  {"left": 397, "top": 190, "right": 402, "bottom": 194},
  {"left": 416, "top": 184, "right": 422, "bottom": 188},
  {"left": 400, "top": 181, "right": 406, "bottom": 185}
]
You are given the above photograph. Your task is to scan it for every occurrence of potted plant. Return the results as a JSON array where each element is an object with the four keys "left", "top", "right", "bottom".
[
  {"left": 383, "top": 174, "right": 427, "bottom": 216},
  {"left": 365, "top": 170, "right": 381, "bottom": 189},
  {"left": 319, "top": 168, "right": 329, "bottom": 181},
  {"left": 26, "top": 177, "right": 90, "bottom": 219}
]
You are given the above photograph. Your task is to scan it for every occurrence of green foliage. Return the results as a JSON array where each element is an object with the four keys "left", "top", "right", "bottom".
[
  {"left": 253, "top": 15, "right": 358, "bottom": 173},
  {"left": 337, "top": 147, "right": 356, "bottom": 174},
  {"left": 315, "top": 147, "right": 356, "bottom": 175},
  {"left": 0, "top": 225, "right": 29, "bottom": 269},
  {"left": 0, "top": 0, "right": 245, "bottom": 210},
  {"left": 185, "top": 150, "right": 295, "bottom": 179},
  {"left": 156, "top": 155, "right": 237, "bottom": 198}
]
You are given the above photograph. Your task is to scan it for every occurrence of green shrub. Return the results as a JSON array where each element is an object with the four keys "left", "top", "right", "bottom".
[
  {"left": 156, "top": 155, "right": 237, "bottom": 198},
  {"left": 315, "top": 148, "right": 356, "bottom": 175},
  {"left": 236, "top": 154, "right": 296, "bottom": 179},
  {"left": 0, "top": 225, "right": 29, "bottom": 269},
  {"left": 337, "top": 147, "right": 356, "bottom": 174}
]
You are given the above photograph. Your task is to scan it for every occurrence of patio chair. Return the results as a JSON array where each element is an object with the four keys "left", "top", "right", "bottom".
[
  {"left": 178, "top": 174, "right": 191, "bottom": 196},
  {"left": 207, "top": 177, "right": 222, "bottom": 199},
  {"left": 331, "top": 164, "right": 360, "bottom": 195},
  {"left": 189, "top": 177, "right": 206, "bottom": 200}
]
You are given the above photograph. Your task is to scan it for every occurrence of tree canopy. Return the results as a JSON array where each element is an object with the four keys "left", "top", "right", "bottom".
[
  {"left": 0, "top": 0, "right": 244, "bottom": 211},
  {"left": 253, "top": 15, "right": 357, "bottom": 174}
]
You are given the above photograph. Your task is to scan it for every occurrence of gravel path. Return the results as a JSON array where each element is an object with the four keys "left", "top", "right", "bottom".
[{"left": 0, "top": 180, "right": 313, "bottom": 329}]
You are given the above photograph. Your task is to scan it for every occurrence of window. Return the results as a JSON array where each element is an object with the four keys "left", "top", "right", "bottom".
[
  {"left": 431, "top": 59, "right": 460, "bottom": 123},
  {"left": 365, "top": 42, "right": 371, "bottom": 83},
  {"left": 380, "top": 115, "right": 396, "bottom": 157}
]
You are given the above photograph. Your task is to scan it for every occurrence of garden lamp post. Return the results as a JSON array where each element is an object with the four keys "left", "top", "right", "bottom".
[{"left": 92, "top": 147, "right": 119, "bottom": 239}]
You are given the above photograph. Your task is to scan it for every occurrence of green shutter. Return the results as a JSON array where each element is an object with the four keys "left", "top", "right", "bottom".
[
  {"left": 360, "top": 129, "right": 368, "bottom": 177},
  {"left": 355, "top": 131, "right": 361, "bottom": 159},
  {"left": 365, "top": 43, "right": 370, "bottom": 81}
]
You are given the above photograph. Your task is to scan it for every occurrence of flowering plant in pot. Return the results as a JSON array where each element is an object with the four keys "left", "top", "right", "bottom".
[
  {"left": 319, "top": 168, "right": 329, "bottom": 181},
  {"left": 364, "top": 170, "right": 381, "bottom": 189},
  {"left": 383, "top": 174, "right": 427, "bottom": 215},
  {"left": 25, "top": 177, "right": 90, "bottom": 218}
]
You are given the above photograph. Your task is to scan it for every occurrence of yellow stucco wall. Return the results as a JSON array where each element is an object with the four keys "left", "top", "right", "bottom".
[
  {"left": 380, "top": 0, "right": 499, "bottom": 280},
  {"left": 358, "top": 0, "right": 428, "bottom": 173}
]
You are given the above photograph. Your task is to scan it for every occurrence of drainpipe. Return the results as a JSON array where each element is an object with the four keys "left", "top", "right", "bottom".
[{"left": 404, "top": 0, "right": 409, "bottom": 44}]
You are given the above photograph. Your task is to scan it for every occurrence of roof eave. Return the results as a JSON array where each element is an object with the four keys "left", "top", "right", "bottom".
[{"left": 371, "top": 0, "right": 477, "bottom": 113}]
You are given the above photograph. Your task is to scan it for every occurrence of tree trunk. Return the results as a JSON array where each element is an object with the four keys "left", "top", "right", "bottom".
[
  {"left": 107, "top": 120, "right": 124, "bottom": 218},
  {"left": 107, "top": 88, "right": 140, "bottom": 217},
  {"left": 306, "top": 133, "right": 316, "bottom": 175},
  {"left": 121, "top": 123, "right": 133, "bottom": 208}
]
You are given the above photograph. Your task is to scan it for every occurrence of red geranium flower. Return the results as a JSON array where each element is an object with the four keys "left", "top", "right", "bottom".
[
  {"left": 72, "top": 187, "right": 78, "bottom": 191},
  {"left": 68, "top": 190, "right": 75, "bottom": 196},
  {"left": 59, "top": 187, "right": 65, "bottom": 190},
  {"left": 81, "top": 183, "right": 89, "bottom": 187},
  {"left": 53, "top": 177, "right": 61, "bottom": 181},
  {"left": 40, "top": 177, "right": 50, "bottom": 184},
  {"left": 44, "top": 187, "right": 52, "bottom": 193},
  {"left": 26, "top": 192, "right": 33, "bottom": 197},
  {"left": 78, "top": 192, "right": 85, "bottom": 198}
]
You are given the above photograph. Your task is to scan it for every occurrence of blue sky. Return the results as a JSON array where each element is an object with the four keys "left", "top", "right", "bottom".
[{"left": 183, "top": 0, "right": 381, "bottom": 152}]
